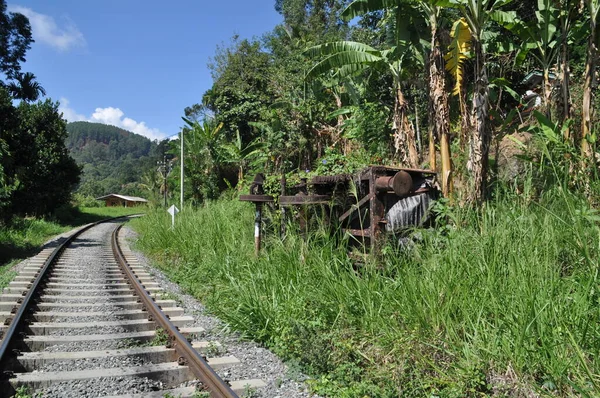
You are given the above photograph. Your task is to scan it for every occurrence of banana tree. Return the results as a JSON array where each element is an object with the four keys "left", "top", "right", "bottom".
[
  {"left": 175, "top": 117, "right": 225, "bottom": 202},
  {"left": 445, "top": 17, "right": 472, "bottom": 148},
  {"left": 582, "top": 0, "right": 599, "bottom": 159},
  {"left": 220, "top": 129, "right": 266, "bottom": 183},
  {"left": 556, "top": 0, "right": 578, "bottom": 138},
  {"left": 444, "top": 0, "right": 515, "bottom": 203},
  {"left": 508, "top": 0, "right": 560, "bottom": 115},
  {"left": 420, "top": 0, "right": 452, "bottom": 196},
  {"left": 306, "top": 1, "right": 424, "bottom": 168}
]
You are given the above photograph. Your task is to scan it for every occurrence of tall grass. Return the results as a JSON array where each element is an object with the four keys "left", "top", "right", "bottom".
[{"left": 130, "top": 188, "right": 600, "bottom": 397}]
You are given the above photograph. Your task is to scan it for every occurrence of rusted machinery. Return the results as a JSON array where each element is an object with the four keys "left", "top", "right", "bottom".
[{"left": 240, "top": 166, "right": 438, "bottom": 253}]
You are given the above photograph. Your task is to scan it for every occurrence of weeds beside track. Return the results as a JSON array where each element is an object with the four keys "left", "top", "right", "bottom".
[{"left": 131, "top": 188, "right": 600, "bottom": 397}]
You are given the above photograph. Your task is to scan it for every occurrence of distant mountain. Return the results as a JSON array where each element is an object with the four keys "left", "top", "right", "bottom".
[{"left": 66, "top": 122, "right": 166, "bottom": 198}]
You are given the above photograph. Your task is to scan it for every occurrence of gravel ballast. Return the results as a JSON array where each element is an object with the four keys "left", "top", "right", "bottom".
[
  {"left": 121, "top": 225, "right": 319, "bottom": 398},
  {"left": 27, "top": 221, "right": 170, "bottom": 397},
  {"left": 7, "top": 219, "right": 319, "bottom": 397}
]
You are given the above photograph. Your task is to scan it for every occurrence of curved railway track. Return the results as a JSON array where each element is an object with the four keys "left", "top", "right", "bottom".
[{"left": 0, "top": 218, "right": 264, "bottom": 397}]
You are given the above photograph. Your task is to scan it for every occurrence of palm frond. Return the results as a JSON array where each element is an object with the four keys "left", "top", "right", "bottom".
[
  {"left": 336, "top": 63, "right": 371, "bottom": 78},
  {"left": 341, "top": 0, "right": 403, "bottom": 21},
  {"left": 307, "top": 51, "right": 382, "bottom": 78},
  {"left": 305, "top": 41, "right": 378, "bottom": 58}
]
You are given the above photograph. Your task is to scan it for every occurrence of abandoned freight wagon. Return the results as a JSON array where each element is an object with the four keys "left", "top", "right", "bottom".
[
  {"left": 241, "top": 166, "right": 438, "bottom": 253},
  {"left": 96, "top": 194, "right": 148, "bottom": 207}
]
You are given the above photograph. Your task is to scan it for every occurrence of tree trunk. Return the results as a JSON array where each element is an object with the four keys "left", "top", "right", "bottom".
[
  {"left": 333, "top": 90, "right": 349, "bottom": 154},
  {"left": 427, "top": 40, "right": 437, "bottom": 172},
  {"left": 542, "top": 67, "right": 552, "bottom": 117},
  {"left": 468, "top": 39, "right": 490, "bottom": 203},
  {"left": 559, "top": 45, "right": 572, "bottom": 138},
  {"left": 559, "top": 15, "right": 572, "bottom": 140},
  {"left": 459, "top": 82, "right": 470, "bottom": 150},
  {"left": 393, "top": 84, "right": 420, "bottom": 168},
  {"left": 581, "top": 17, "right": 597, "bottom": 159},
  {"left": 428, "top": 16, "right": 452, "bottom": 196}
]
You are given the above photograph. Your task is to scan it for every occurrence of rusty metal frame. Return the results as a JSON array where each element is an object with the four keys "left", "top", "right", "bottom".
[
  {"left": 338, "top": 193, "right": 374, "bottom": 223},
  {"left": 239, "top": 166, "right": 437, "bottom": 253},
  {"left": 111, "top": 225, "right": 238, "bottom": 398}
]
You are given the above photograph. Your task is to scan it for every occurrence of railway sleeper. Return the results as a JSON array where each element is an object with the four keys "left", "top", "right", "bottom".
[
  {"left": 19, "top": 326, "right": 206, "bottom": 350},
  {"left": 3, "top": 287, "right": 163, "bottom": 295},
  {"left": 13, "top": 343, "right": 229, "bottom": 371},
  {"left": 0, "top": 299, "right": 178, "bottom": 312},
  {"left": 6, "top": 365, "right": 264, "bottom": 397},
  {"left": 103, "top": 379, "right": 268, "bottom": 397},
  {"left": 8, "top": 281, "right": 159, "bottom": 289},
  {"left": 0, "top": 307, "right": 184, "bottom": 323},
  {"left": 0, "top": 316, "right": 195, "bottom": 335}
]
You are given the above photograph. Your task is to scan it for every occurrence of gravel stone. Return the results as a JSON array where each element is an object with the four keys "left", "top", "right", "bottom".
[{"left": 34, "top": 376, "right": 163, "bottom": 398}]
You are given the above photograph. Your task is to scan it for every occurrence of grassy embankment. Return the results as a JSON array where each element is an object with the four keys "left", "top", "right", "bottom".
[
  {"left": 130, "top": 187, "right": 600, "bottom": 397},
  {"left": 0, "top": 206, "right": 144, "bottom": 289}
]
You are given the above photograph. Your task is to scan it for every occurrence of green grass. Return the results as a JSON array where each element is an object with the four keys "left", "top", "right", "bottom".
[
  {"left": 0, "top": 205, "right": 146, "bottom": 289},
  {"left": 130, "top": 190, "right": 600, "bottom": 397}
]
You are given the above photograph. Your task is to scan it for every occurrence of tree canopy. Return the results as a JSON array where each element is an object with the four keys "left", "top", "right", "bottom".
[
  {"left": 171, "top": 0, "right": 597, "bottom": 204},
  {"left": 0, "top": 0, "right": 80, "bottom": 222}
]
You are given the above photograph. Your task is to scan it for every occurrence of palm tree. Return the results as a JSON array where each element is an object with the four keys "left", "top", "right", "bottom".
[
  {"left": 7, "top": 72, "right": 46, "bottom": 102},
  {"left": 177, "top": 117, "right": 225, "bottom": 202}
]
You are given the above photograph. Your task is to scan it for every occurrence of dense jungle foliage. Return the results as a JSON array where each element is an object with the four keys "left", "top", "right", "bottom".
[
  {"left": 158, "top": 0, "right": 600, "bottom": 206},
  {"left": 66, "top": 122, "right": 165, "bottom": 199}
]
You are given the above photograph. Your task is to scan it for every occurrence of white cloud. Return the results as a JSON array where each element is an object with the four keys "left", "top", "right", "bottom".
[
  {"left": 59, "top": 99, "right": 166, "bottom": 141},
  {"left": 58, "top": 97, "right": 86, "bottom": 122},
  {"left": 8, "top": 5, "right": 85, "bottom": 51}
]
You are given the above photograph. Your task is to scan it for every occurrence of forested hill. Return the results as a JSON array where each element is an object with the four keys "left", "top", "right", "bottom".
[{"left": 66, "top": 122, "right": 164, "bottom": 199}]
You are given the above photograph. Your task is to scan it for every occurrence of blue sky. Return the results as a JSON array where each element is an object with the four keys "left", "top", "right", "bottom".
[{"left": 8, "top": 1, "right": 283, "bottom": 140}]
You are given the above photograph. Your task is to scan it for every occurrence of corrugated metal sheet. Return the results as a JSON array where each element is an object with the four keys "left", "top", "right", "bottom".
[
  {"left": 95, "top": 194, "right": 148, "bottom": 202},
  {"left": 385, "top": 191, "right": 436, "bottom": 232}
]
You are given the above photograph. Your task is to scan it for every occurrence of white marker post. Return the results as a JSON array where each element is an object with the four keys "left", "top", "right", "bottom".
[
  {"left": 254, "top": 203, "right": 262, "bottom": 256},
  {"left": 167, "top": 205, "right": 179, "bottom": 229}
]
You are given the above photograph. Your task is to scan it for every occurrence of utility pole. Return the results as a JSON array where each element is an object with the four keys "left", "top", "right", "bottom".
[
  {"left": 180, "top": 129, "right": 184, "bottom": 210},
  {"left": 157, "top": 156, "right": 172, "bottom": 207}
]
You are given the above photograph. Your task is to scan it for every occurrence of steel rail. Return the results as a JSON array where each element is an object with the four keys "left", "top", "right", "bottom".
[
  {"left": 111, "top": 225, "right": 238, "bottom": 398},
  {"left": 0, "top": 216, "right": 134, "bottom": 371}
]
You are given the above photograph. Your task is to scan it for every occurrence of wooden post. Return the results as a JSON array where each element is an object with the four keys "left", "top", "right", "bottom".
[
  {"left": 280, "top": 175, "right": 286, "bottom": 239},
  {"left": 369, "top": 169, "right": 385, "bottom": 253}
]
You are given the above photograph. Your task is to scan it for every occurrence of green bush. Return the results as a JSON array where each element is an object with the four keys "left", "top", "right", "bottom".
[{"left": 73, "top": 193, "right": 104, "bottom": 208}]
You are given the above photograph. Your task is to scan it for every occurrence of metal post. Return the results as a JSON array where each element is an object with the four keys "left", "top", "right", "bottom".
[
  {"left": 162, "top": 156, "right": 168, "bottom": 208},
  {"left": 254, "top": 203, "right": 262, "bottom": 256},
  {"left": 157, "top": 157, "right": 171, "bottom": 208},
  {"left": 180, "top": 129, "right": 184, "bottom": 210},
  {"left": 164, "top": 156, "right": 168, "bottom": 208}
]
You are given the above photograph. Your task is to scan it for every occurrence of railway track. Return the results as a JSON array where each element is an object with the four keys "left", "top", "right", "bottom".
[{"left": 0, "top": 218, "right": 265, "bottom": 397}]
